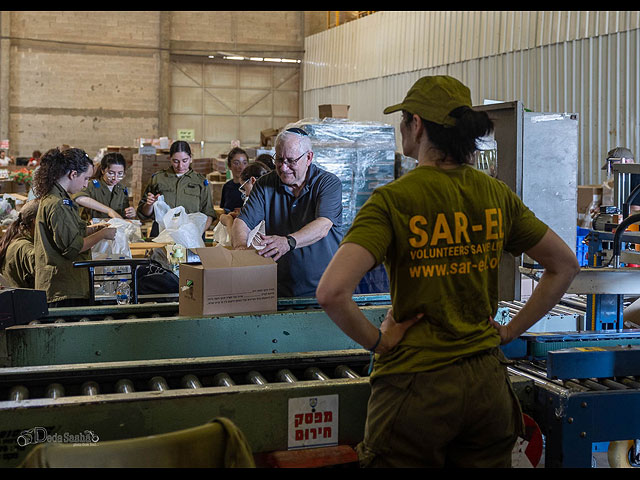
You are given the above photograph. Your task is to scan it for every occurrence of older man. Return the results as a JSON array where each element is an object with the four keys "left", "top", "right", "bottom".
[{"left": 230, "top": 127, "right": 343, "bottom": 297}]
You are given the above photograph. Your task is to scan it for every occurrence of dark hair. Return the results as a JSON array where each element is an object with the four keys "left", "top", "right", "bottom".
[
  {"left": 0, "top": 199, "right": 39, "bottom": 265},
  {"left": 240, "top": 162, "right": 270, "bottom": 182},
  {"left": 32, "top": 150, "right": 41, "bottom": 159},
  {"left": 255, "top": 153, "right": 275, "bottom": 170},
  {"left": 32, "top": 147, "right": 93, "bottom": 198},
  {"left": 170, "top": 140, "right": 192, "bottom": 158},
  {"left": 227, "top": 147, "right": 248, "bottom": 167},
  {"left": 92, "top": 152, "right": 127, "bottom": 180},
  {"left": 403, "top": 107, "right": 494, "bottom": 165}
]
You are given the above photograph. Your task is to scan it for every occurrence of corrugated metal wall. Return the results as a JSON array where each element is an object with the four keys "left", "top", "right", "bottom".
[{"left": 303, "top": 11, "right": 640, "bottom": 186}]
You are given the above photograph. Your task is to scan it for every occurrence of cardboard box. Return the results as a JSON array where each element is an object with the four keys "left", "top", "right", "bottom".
[
  {"left": 260, "top": 128, "right": 281, "bottom": 147},
  {"left": 318, "top": 104, "right": 350, "bottom": 119},
  {"left": 178, "top": 246, "right": 277, "bottom": 317},
  {"left": 577, "top": 185, "right": 602, "bottom": 214}
]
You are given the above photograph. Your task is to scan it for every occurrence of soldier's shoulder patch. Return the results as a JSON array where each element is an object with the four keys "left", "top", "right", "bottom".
[
  {"left": 92, "top": 179, "right": 100, "bottom": 187},
  {"left": 204, "top": 179, "right": 209, "bottom": 186},
  {"left": 62, "top": 199, "right": 74, "bottom": 206}
]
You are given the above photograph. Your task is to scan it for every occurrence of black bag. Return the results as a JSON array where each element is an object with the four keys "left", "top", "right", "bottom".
[{"left": 135, "top": 248, "right": 179, "bottom": 298}]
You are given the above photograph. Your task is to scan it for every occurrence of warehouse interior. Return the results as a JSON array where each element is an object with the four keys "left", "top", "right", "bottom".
[{"left": 0, "top": 10, "right": 639, "bottom": 468}]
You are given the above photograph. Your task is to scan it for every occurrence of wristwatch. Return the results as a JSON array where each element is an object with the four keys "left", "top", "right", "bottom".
[{"left": 286, "top": 235, "right": 297, "bottom": 250}]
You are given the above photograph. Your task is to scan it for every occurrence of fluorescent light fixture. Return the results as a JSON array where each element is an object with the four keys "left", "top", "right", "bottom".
[
  {"left": 208, "top": 55, "right": 215, "bottom": 58},
  {"left": 263, "top": 57, "right": 282, "bottom": 62},
  {"left": 224, "top": 56, "right": 245, "bottom": 61},
  {"left": 249, "top": 57, "right": 264, "bottom": 62},
  {"left": 281, "top": 58, "right": 298, "bottom": 63}
]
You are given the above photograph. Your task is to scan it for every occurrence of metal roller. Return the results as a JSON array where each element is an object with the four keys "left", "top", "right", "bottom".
[
  {"left": 82, "top": 381, "right": 100, "bottom": 396},
  {"left": 8, "top": 385, "right": 29, "bottom": 401},
  {"left": 246, "top": 371, "right": 268, "bottom": 385},
  {"left": 181, "top": 374, "right": 202, "bottom": 389},
  {"left": 213, "top": 373, "right": 235, "bottom": 387},
  {"left": 148, "top": 376, "right": 168, "bottom": 392},
  {"left": 276, "top": 369, "right": 298, "bottom": 383},
  {"left": 115, "top": 379, "right": 135, "bottom": 393},
  {"left": 305, "top": 367, "right": 330, "bottom": 381},
  {"left": 46, "top": 383, "right": 65, "bottom": 399},
  {"left": 335, "top": 365, "right": 360, "bottom": 379}
]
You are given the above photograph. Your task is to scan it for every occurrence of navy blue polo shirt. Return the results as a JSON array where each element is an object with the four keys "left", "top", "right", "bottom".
[
  {"left": 238, "top": 163, "right": 343, "bottom": 297},
  {"left": 220, "top": 179, "right": 245, "bottom": 213}
]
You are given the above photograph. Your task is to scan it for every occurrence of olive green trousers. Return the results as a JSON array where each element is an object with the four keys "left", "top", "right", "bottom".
[{"left": 357, "top": 348, "right": 524, "bottom": 468}]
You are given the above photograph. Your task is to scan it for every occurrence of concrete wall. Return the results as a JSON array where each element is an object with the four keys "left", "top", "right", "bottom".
[{"left": 0, "top": 11, "right": 313, "bottom": 159}]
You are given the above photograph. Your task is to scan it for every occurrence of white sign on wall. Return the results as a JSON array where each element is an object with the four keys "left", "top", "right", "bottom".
[{"left": 288, "top": 394, "right": 339, "bottom": 449}]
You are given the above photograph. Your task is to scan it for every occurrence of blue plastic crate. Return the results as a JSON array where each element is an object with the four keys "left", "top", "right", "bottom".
[{"left": 576, "top": 226, "right": 590, "bottom": 266}]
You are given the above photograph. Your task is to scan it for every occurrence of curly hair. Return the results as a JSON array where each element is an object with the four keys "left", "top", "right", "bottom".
[
  {"left": 32, "top": 147, "right": 93, "bottom": 198},
  {"left": 402, "top": 107, "right": 494, "bottom": 165}
]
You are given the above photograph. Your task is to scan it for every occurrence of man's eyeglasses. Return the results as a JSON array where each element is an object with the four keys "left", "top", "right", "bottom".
[
  {"left": 272, "top": 151, "right": 308, "bottom": 168},
  {"left": 238, "top": 177, "right": 251, "bottom": 194}
]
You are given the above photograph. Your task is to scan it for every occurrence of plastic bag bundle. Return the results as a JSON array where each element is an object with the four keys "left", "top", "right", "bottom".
[
  {"left": 91, "top": 218, "right": 143, "bottom": 259},
  {"left": 153, "top": 206, "right": 207, "bottom": 249}
]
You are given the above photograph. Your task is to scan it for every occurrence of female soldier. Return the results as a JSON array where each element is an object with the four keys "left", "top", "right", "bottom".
[
  {"left": 0, "top": 200, "right": 39, "bottom": 288},
  {"left": 220, "top": 147, "right": 249, "bottom": 213},
  {"left": 137, "top": 140, "right": 216, "bottom": 236},
  {"left": 74, "top": 152, "right": 136, "bottom": 222},
  {"left": 32, "top": 147, "right": 116, "bottom": 307},
  {"left": 316, "top": 75, "right": 580, "bottom": 467}
]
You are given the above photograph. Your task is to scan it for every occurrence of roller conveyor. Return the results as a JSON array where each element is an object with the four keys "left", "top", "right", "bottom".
[
  {"left": 0, "top": 296, "right": 392, "bottom": 367},
  {"left": 0, "top": 350, "right": 373, "bottom": 467}
]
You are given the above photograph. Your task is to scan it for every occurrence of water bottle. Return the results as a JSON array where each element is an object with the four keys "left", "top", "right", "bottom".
[{"left": 116, "top": 280, "right": 131, "bottom": 305}]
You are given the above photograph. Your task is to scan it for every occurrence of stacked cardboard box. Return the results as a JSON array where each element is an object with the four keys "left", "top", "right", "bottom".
[
  {"left": 191, "top": 158, "right": 213, "bottom": 175},
  {"left": 291, "top": 118, "right": 396, "bottom": 235}
]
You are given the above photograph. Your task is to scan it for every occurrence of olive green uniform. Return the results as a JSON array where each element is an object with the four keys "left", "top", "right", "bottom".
[
  {"left": 1, "top": 234, "right": 35, "bottom": 289},
  {"left": 34, "top": 183, "right": 90, "bottom": 303},
  {"left": 342, "top": 165, "right": 549, "bottom": 467},
  {"left": 136, "top": 168, "right": 216, "bottom": 221},
  {"left": 74, "top": 179, "right": 130, "bottom": 222}
]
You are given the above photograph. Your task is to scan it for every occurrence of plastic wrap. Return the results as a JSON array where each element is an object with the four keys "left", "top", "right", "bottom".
[{"left": 286, "top": 118, "right": 397, "bottom": 234}]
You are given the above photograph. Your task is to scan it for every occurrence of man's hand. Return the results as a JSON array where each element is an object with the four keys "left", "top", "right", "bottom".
[
  {"left": 256, "top": 233, "right": 289, "bottom": 261},
  {"left": 376, "top": 309, "right": 424, "bottom": 354}
]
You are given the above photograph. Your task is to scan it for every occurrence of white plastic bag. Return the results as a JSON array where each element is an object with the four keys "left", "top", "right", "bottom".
[
  {"left": 153, "top": 206, "right": 207, "bottom": 249},
  {"left": 91, "top": 218, "right": 143, "bottom": 259},
  {"left": 212, "top": 221, "right": 231, "bottom": 246},
  {"left": 153, "top": 195, "right": 172, "bottom": 232}
]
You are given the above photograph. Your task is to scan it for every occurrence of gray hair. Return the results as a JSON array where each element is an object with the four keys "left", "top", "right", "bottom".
[{"left": 275, "top": 129, "right": 312, "bottom": 155}]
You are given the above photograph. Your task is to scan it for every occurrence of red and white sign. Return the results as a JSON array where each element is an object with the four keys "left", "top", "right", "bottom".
[{"left": 288, "top": 395, "right": 339, "bottom": 449}]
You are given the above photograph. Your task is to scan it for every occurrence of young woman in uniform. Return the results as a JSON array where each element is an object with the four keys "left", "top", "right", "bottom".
[
  {"left": 137, "top": 140, "right": 216, "bottom": 236},
  {"left": 316, "top": 75, "right": 580, "bottom": 467},
  {"left": 0, "top": 199, "right": 39, "bottom": 289},
  {"left": 74, "top": 152, "right": 137, "bottom": 222},
  {"left": 32, "top": 147, "right": 116, "bottom": 307}
]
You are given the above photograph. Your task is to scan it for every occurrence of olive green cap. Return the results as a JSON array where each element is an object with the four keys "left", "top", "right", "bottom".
[{"left": 383, "top": 75, "right": 472, "bottom": 127}]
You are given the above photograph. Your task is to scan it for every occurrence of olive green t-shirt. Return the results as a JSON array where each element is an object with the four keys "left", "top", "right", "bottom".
[{"left": 342, "top": 165, "right": 548, "bottom": 378}]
